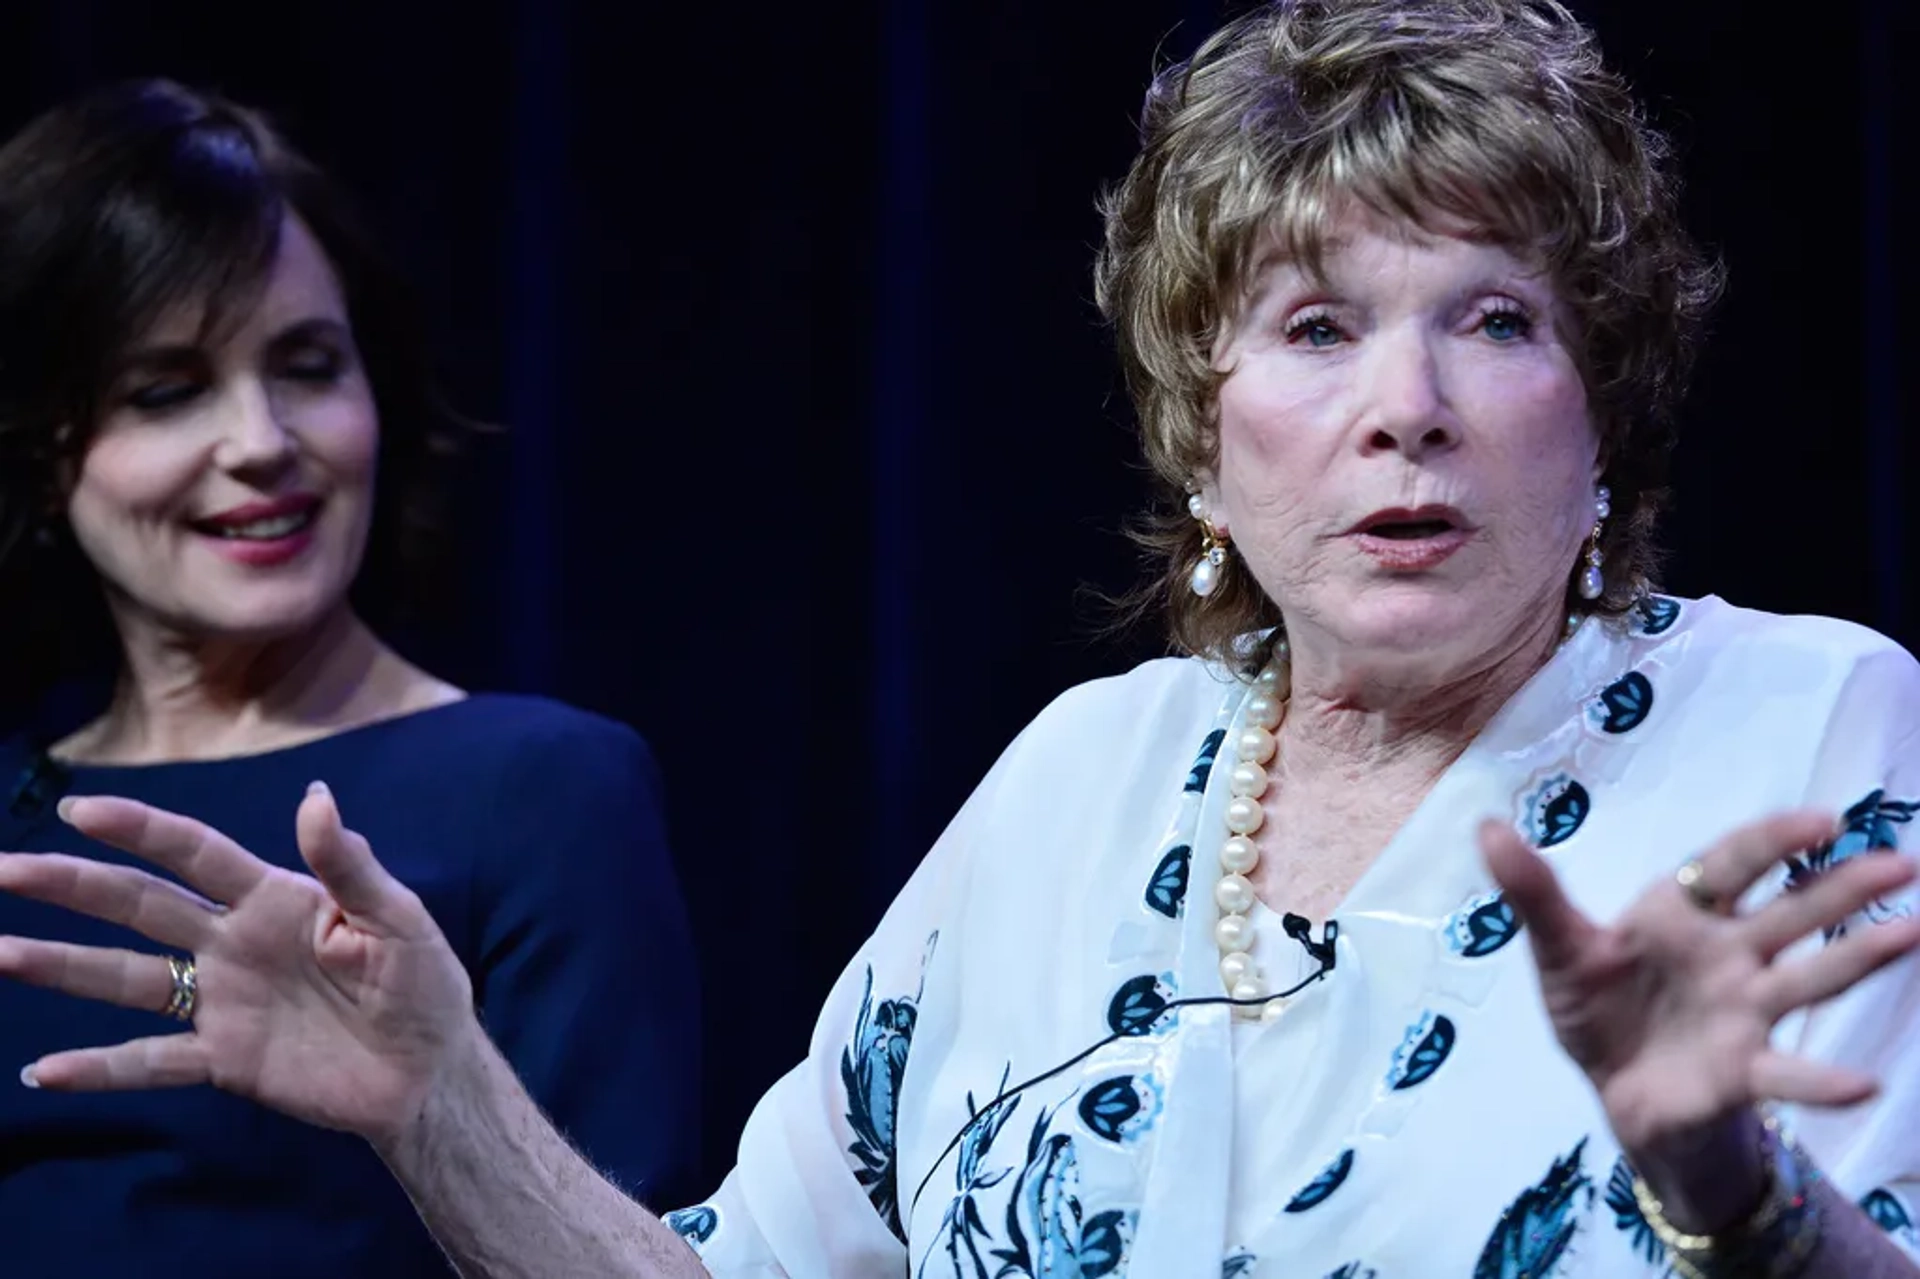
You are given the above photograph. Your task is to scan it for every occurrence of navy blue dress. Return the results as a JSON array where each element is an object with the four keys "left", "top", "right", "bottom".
[{"left": 0, "top": 695, "right": 701, "bottom": 1277}]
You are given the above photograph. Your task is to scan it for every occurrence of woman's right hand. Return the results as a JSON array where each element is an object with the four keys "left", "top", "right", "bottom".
[{"left": 0, "top": 783, "right": 476, "bottom": 1146}]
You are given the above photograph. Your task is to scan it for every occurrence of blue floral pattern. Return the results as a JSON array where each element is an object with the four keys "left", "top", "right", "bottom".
[
  {"left": 1285, "top": 1149, "right": 1356, "bottom": 1214},
  {"left": 1630, "top": 595, "right": 1681, "bottom": 636},
  {"left": 1520, "top": 772, "right": 1591, "bottom": 848},
  {"left": 1144, "top": 845, "right": 1192, "bottom": 919},
  {"left": 1587, "top": 671, "right": 1654, "bottom": 734},
  {"left": 1385, "top": 1012, "right": 1457, "bottom": 1091},
  {"left": 1475, "top": 1138, "right": 1594, "bottom": 1279},
  {"left": 1603, "top": 1156, "right": 1666, "bottom": 1267},
  {"left": 1077, "top": 1073, "right": 1163, "bottom": 1145},
  {"left": 1861, "top": 1187, "right": 1916, "bottom": 1240},
  {"left": 1786, "top": 790, "right": 1919, "bottom": 938},
  {"left": 1446, "top": 890, "right": 1522, "bottom": 958},
  {"left": 1107, "top": 973, "right": 1177, "bottom": 1037},
  {"left": 664, "top": 1204, "right": 718, "bottom": 1248},
  {"left": 1187, "top": 729, "right": 1227, "bottom": 792},
  {"left": 842, "top": 934, "right": 938, "bottom": 1239}
]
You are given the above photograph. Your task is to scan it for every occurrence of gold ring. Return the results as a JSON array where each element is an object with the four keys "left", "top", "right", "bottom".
[
  {"left": 162, "top": 956, "right": 198, "bottom": 1022},
  {"left": 1674, "top": 859, "right": 1723, "bottom": 913}
]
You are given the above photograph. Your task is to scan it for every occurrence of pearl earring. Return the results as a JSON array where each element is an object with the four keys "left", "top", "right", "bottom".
[
  {"left": 1187, "top": 492, "right": 1229, "bottom": 598},
  {"left": 1577, "top": 485, "right": 1611, "bottom": 601}
]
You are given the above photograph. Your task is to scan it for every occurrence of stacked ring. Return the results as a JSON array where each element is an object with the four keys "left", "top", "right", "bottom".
[{"left": 163, "top": 955, "right": 198, "bottom": 1022}]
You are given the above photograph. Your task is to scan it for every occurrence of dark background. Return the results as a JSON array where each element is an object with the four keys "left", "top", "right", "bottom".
[{"left": 3, "top": 0, "right": 1913, "bottom": 1196}]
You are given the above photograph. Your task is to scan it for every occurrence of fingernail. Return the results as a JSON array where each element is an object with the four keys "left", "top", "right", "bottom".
[
  {"left": 307, "top": 781, "right": 329, "bottom": 798},
  {"left": 19, "top": 1065, "right": 39, "bottom": 1089},
  {"left": 54, "top": 797, "right": 75, "bottom": 824}
]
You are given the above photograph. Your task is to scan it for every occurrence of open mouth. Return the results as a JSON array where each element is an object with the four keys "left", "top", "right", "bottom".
[
  {"left": 1363, "top": 518, "right": 1457, "bottom": 540},
  {"left": 190, "top": 500, "right": 321, "bottom": 542},
  {"left": 1355, "top": 507, "right": 1467, "bottom": 540}
]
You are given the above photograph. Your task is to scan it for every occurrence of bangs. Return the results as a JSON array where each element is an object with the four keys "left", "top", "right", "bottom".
[
  {"left": 50, "top": 104, "right": 284, "bottom": 421},
  {"left": 1213, "top": 86, "right": 1592, "bottom": 310}
]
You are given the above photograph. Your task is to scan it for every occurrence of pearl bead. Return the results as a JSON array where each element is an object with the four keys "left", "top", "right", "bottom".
[
  {"left": 1190, "top": 557, "right": 1221, "bottom": 598},
  {"left": 1188, "top": 493, "right": 1206, "bottom": 520},
  {"left": 1578, "top": 564, "right": 1604, "bottom": 600},
  {"left": 1219, "top": 951, "right": 1254, "bottom": 987},
  {"left": 1245, "top": 693, "right": 1283, "bottom": 730},
  {"left": 1236, "top": 726, "right": 1276, "bottom": 765},
  {"left": 1261, "top": 998, "right": 1288, "bottom": 1023},
  {"left": 1255, "top": 663, "right": 1290, "bottom": 698},
  {"left": 1214, "top": 913, "right": 1254, "bottom": 952},
  {"left": 1223, "top": 796, "right": 1265, "bottom": 836},
  {"left": 1220, "top": 835, "right": 1259, "bottom": 875},
  {"left": 1230, "top": 978, "right": 1267, "bottom": 1003},
  {"left": 1214, "top": 873, "right": 1256, "bottom": 915},
  {"left": 1229, "top": 761, "right": 1267, "bottom": 798}
]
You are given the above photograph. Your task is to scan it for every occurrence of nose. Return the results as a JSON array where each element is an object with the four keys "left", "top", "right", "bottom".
[
  {"left": 210, "top": 379, "right": 297, "bottom": 477},
  {"left": 1356, "top": 327, "right": 1459, "bottom": 460}
]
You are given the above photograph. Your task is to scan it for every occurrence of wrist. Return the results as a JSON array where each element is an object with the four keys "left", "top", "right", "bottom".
[
  {"left": 1625, "top": 1108, "right": 1770, "bottom": 1235},
  {"left": 370, "top": 1013, "right": 499, "bottom": 1166},
  {"left": 1629, "top": 1111, "right": 1825, "bottom": 1279}
]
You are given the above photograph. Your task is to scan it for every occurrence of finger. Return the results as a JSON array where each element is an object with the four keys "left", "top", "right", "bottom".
[
  {"left": 1749, "top": 1048, "right": 1879, "bottom": 1108},
  {"left": 0, "top": 854, "right": 219, "bottom": 950},
  {"left": 1696, "top": 808, "right": 1844, "bottom": 905},
  {"left": 0, "top": 935, "right": 176, "bottom": 1013},
  {"left": 1758, "top": 915, "right": 1920, "bottom": 1020},
  {"left": 1480, "top": 819, "right": 1597, "bottom": 970},
  {"left": 296, "top": 783, "right": 412, "bottom": 925},
  {"left": 57, "top": 796, "right": 267, "bottom": 906},
  {"left": 1746, "top": 853, "right": 1919, "bottom": 958},
  {"left": 22, "top": 1033, "right": 208, "bottom": 1092}
]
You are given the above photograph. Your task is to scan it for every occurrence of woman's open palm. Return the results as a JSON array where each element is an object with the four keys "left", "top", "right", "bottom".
[{"left": 0, "top": 784, "right": 473, "bottom": 1144}]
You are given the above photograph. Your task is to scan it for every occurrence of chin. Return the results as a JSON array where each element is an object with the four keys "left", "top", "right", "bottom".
[
  {"left": 185, "top": 583, "right": 351, "bottom": 644},
  {"left": 1331, "top": 584, "right": 1483, "bottom": 653}
]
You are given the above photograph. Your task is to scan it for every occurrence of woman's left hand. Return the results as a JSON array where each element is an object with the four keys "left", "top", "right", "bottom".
[{"left": 1482, "top": 808, "right": 1920, "bottom": 1229}]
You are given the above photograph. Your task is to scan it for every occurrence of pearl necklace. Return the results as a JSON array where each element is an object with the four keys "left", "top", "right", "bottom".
[
  {"left": 1212, "top": 614, "right": 1585, "bottom": 1022},
  {"left": 1213, "top": 640, "right": 1292, "bottom": 1022}
]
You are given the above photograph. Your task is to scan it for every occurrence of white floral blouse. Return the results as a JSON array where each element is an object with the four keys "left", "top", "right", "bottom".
[{"left": 668, "top": 596, "right": 1920, "bottom": 1278}]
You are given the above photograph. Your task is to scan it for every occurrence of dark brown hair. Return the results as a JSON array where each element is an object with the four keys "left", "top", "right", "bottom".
[
  {"left": 0, "top": 79, "right": 476, "bottom": 713},
  {"left": 1095, "top": 0, "right": 1724, "bottom": 666}
]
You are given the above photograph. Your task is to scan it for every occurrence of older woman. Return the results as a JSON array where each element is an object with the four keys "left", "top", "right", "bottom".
[
  {"left": 2, "top": 4, "right": 1917, "bottom": 1277},
  {"left": 0, "top": 81, "right": 700, "bottom": 1276}
]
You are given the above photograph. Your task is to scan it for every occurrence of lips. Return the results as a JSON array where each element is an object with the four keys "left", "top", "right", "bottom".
[
  {"left": 1349, "top": 505, "right": 1473, "bottom": 572},
  {"left": 1351, "top": 505, "right": 1472, "bottom": 539},
  {"left": 189, "top": 495, "right": 322, "bottom": 542}
]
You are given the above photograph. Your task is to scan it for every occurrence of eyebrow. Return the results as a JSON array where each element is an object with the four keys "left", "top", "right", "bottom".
[{"left": 116, "top": 315, "right": 353, "bottom": 371}]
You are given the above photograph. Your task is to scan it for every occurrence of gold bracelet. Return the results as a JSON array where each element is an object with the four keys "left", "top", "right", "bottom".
[{"left": 1628, "top": 1115, "right": 1823, "bottom": 1279}]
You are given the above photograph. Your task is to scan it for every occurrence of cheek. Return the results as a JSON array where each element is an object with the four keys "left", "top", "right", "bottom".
[
  {"left": 303, "top": 396, "right": 381, "bottom": 492},
  {"left": 1212, "top": 363, "right": 1332, "bottom": 528},
  {"left": 67, "top": 433, "right": 198, "bottom": 533}
]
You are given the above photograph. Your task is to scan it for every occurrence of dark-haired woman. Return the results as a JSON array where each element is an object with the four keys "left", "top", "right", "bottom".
[{"left": 0, "top": 80, "right": 700, "bottom": 1277}]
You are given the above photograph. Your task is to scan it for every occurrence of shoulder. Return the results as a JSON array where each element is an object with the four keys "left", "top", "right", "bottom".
[
  {"left": 962, "top": 654, "right": 1236, "bottom": 823},
  {"left": 394, "top": 693, "right": 659, "bottom": 781},
  {"left": 1005, "top": 654, "right": 1236, "bottom": 758},
  {"left": 382, "top": 694, "right": 664, "bottom": 825},
  {"left": 1673, "top": 595, "right": 1919, "bottom": 699},
  {"left": 426, "top": 693, "right": 653, "bottom": 754}
]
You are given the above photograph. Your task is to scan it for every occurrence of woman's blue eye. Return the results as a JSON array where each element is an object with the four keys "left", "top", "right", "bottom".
[
  {"left": 1288, "top": 318, "right": 1342, "bottom": 348},
  {"left": 1480, "top": 310, "right": 1530, "bottom": 341}
]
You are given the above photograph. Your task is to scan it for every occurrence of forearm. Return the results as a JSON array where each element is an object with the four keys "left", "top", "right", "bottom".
[
  {"left": 1799, "top": 1180, "right": 1920, "bottom": 1278},
  {"left": 1631, "top": 1114, "right": 1918, "bottom": 1279},
  {"left": 375, "top": 1025, "right": 707, "bottom": 1279}
]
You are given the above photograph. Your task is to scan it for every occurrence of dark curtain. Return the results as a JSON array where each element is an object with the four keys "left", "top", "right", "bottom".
[{"left": 3, "top": 0, "right": 1913, "bottom": 1197}]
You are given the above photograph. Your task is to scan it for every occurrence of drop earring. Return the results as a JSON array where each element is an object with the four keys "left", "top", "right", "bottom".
[
  {"left": 1577, "top": 485, "right": 1611, "bottom": 601},
  {"left": 1187, "top": 492, "right": 1229, "bottom": 598}
]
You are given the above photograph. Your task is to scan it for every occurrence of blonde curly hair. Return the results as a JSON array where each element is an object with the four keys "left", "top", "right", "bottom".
[{"left": 1095, "top": 0, "right": 1723, "bottom": 666}]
